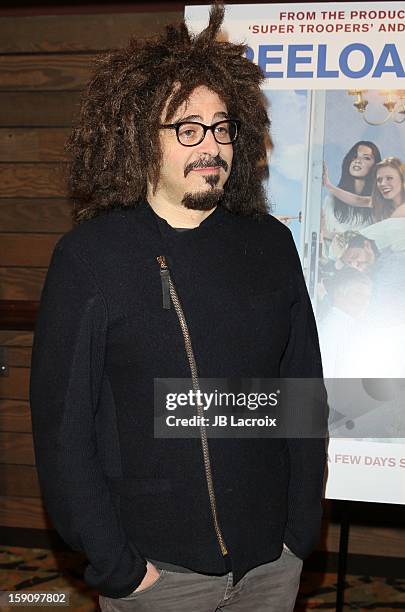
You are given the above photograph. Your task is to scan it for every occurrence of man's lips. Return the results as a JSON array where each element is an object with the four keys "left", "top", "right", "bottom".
[
  {"left": 191, "top": 166, "right": 221, "bottom": 173},
  {"left": 184, "top": 156, "right": 228, "bottom": 177}
]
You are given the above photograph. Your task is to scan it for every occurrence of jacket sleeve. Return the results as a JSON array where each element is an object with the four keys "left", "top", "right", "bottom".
[
  {"left": 279, "top": 231, "right": 328, "bottom": 560},
  {"left": 29, "top": 238, "right": 147, "bottom": 598}
]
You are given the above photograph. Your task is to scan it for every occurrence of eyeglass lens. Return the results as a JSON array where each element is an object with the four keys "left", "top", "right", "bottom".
[{"left": 178, "top": 121, "right": 238, "bottom": 145}]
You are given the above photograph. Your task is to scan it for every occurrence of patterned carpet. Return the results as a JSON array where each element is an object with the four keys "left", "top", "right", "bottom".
[{"left": 0, "top": 546, "right": 404, "bottom": 611}]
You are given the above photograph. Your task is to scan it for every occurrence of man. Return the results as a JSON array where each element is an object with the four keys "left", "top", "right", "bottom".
[
  {"left": 30, "top": 5, "right": 327, "bottom": 611},
  {"left": 336, "top": 226, "right": 405, "bottom": 382},
  {"left": 319, "top": 268, "right": 372, "bottom": 378},
  {"left": 326, "top": 227, "right": 405, "bottom": 438},
  {"left": 340, "top": 226, "right": 405, "bottom": 324},
  {"left": 339, "top": 233, "right": 379, "bottom": 273}
]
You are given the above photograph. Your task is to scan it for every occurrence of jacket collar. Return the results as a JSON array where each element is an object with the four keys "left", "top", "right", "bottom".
[{"left": 127, "top": 199, "right": 230, "bottom": 241}]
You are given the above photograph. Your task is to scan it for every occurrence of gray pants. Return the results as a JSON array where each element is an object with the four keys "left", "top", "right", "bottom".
[{"left": 98, "top": 547, "right": 303, "bottom": 612}]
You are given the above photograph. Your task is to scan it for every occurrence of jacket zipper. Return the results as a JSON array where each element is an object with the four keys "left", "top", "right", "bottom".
[{"left": 156, "top": 255, "right": 228, "bottom": 557}]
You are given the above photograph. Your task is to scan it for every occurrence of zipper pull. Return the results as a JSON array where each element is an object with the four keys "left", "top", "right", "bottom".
[{"left": 156, "top": 256, "right": 171, "bottom": 309}]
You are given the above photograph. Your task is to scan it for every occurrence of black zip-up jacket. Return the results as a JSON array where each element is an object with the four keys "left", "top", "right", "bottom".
[{"left": 30, "top": 200, "right": 327, "bottom": 598}]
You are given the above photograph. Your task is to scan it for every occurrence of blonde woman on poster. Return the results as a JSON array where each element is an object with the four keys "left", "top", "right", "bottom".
[{"left": 371, "top": 157, "right": 405, "bottom": 220}]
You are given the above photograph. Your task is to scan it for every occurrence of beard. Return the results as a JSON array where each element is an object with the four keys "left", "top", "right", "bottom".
[
  {"left": 181, "top": 187, "right": 224, "bottom": 210},
  {"left": 182, "top": 171, "right": 225, "bottom": 210}
]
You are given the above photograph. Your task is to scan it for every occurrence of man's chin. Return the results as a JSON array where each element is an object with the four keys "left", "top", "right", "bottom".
[{"left": 181, "top": 188, "right": 224, "bottom": 211}]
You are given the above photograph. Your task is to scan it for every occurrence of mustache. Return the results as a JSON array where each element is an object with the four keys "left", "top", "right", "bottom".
[{"left": 184, "top": 155, "right": 228, "bottom": 178}]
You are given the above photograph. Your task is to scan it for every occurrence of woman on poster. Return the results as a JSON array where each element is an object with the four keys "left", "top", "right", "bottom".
[
  {"left": 370, "top": 157, "right": 405, "bottom": 220},
  {"left": 322, "top": 141, "right": 382, "bottom": 243}
]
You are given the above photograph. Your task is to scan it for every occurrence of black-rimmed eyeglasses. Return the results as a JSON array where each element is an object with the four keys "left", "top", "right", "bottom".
[{"left": 159, "top": 119, "right": 241, "bottom": 147}]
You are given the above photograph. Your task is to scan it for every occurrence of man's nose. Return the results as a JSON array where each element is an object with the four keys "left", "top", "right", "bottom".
[{"left": 197, "top": 128, "right": 220, "bottom": 156}]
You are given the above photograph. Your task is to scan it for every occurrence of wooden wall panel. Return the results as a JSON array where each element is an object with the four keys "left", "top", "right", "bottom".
[
  {"left": 0, "top": 91, "right": 81, "bottom": 126},
  {"left": 1, "top": 347, "right": 32, "bottom": 368},
  {"left": 0, "top": 54, "right": 95, "bottom": 91},
  {"left": 0, "top": 128, "right": 70, "bottom": 162},
  {"left": 0, "top": 268, "right": 47, "bottom": 300},
  {"left": 0, "top": 400, "right": 32, "bottom": 432},
  {"left": 0, "top": 12, "right": 182, "bottom": 53},
  {"left": 0, "top": 496, "right": 49, "bottom": 529},
  {"left": 1, "top": 233, "right": 61, "bottom": 267},
  {"left": 0, "top": 367, "right": 30, "bottom": 401},
  {"left": 0, "top": 465, "right": 40, "bottom": 497},
  {"left": 0, "top": 163, "right": 67, "bottom": 198},
  {"left": 0, "top": 330, "right": 34, "bottom": 347},
  {"left": 322, "top": 523, "right": 405, "bottom": 559},
  {"left": 0, "top": 199, "right": 72, "bottom": 233},
  {"left": 0, "top": 432, "right": 35, "bottom": 465}
]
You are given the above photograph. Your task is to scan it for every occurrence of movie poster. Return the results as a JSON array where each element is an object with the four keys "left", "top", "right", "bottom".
[{"left": 186, "top": 2, "right": 405, "bottom": 504}]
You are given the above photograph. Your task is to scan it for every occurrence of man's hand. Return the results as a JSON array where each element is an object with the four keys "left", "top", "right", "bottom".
[
  {"left": 133, "top": 561, "right": 161, "bottom": 593},
  {"left": 322, "top": 162, "right": 329, "bottom": 187}
]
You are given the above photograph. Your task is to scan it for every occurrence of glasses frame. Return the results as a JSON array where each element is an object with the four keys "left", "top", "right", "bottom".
[{"left": 159, "top": 119, "right": 241, "bottom": 147}]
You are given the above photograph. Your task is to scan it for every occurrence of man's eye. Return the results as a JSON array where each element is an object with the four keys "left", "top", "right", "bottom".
[
  {"left": 215, "top": 126, "right": 229, "bottom": 135},
  {"left": 179, "top": 126, "right": 197, "bottom": 137}
]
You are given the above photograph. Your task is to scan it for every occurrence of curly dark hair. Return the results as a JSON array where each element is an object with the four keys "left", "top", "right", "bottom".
[{"left": 66, "top": 3, "right": 271, "bottom": 224}]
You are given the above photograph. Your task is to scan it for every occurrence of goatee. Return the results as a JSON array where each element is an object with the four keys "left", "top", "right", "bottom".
[{"left": 182, "top": 188, "right": 224, "bottom": 211}]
